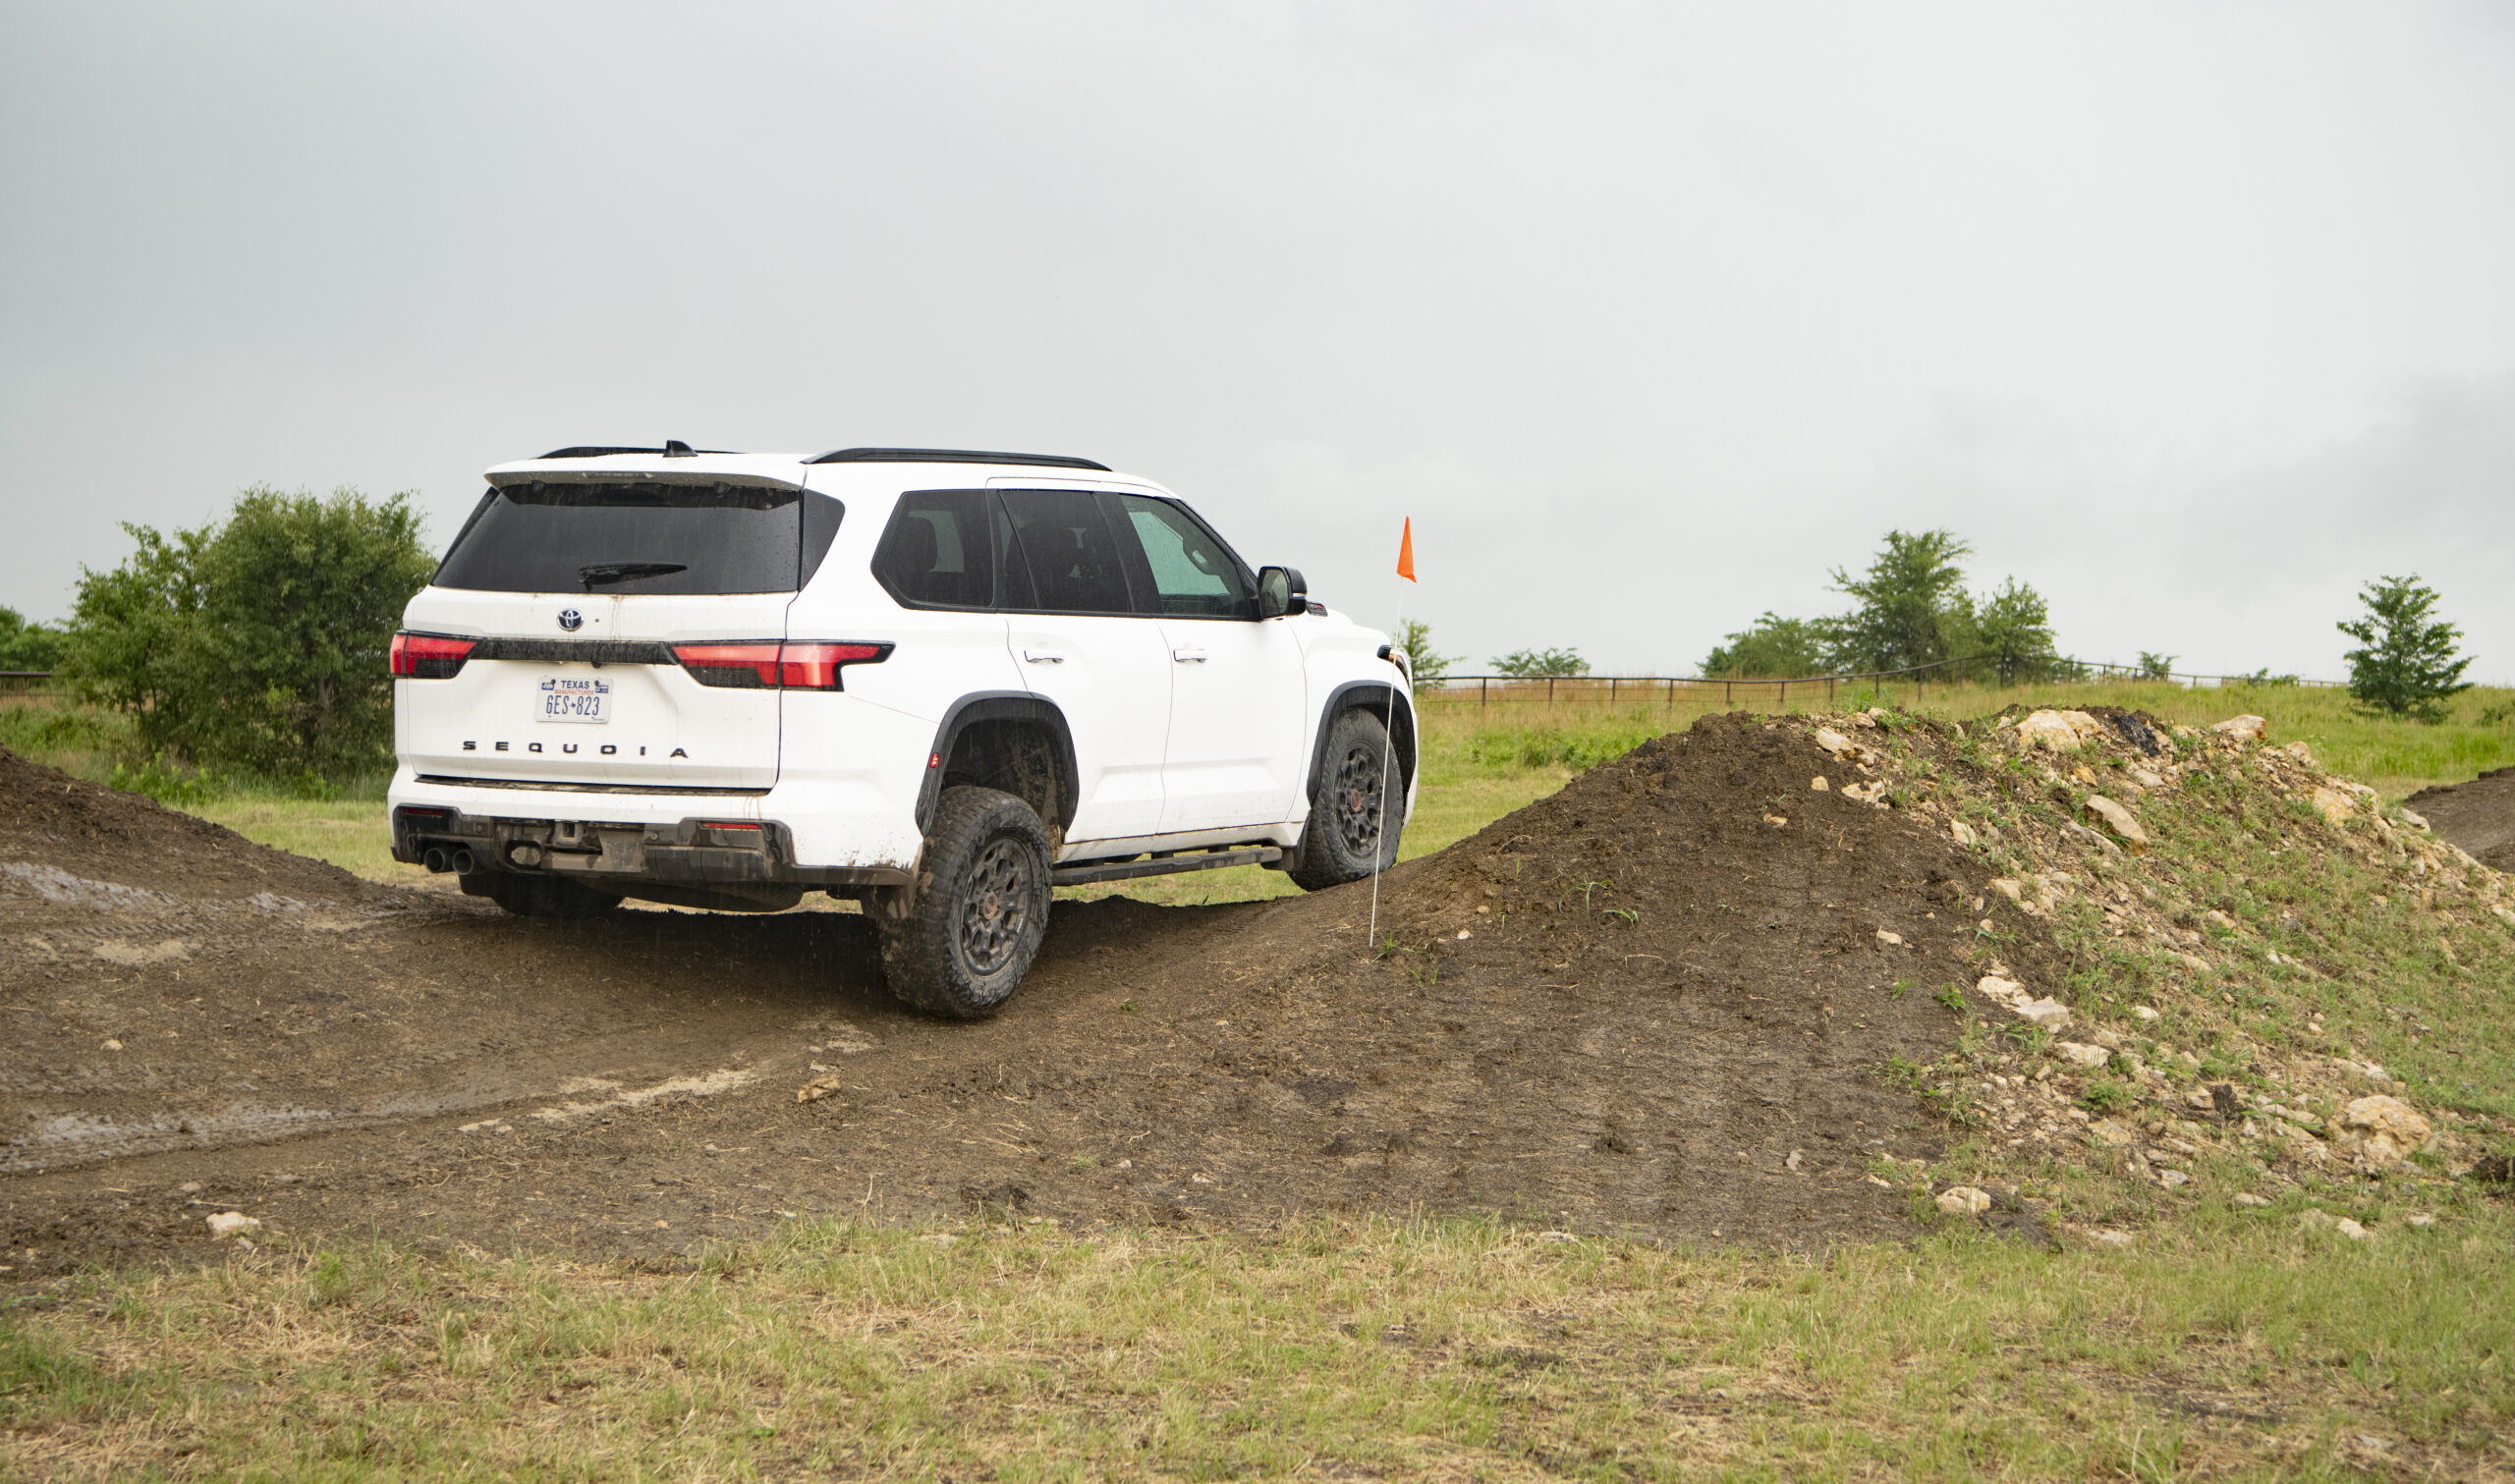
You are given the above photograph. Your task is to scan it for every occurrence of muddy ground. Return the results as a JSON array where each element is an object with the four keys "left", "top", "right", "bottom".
[
  {"left": 2410, "top": 765, "right": 2515, "bottom": 871},
  {"left": 1, "top": 716, "right": 2024, "bottom": 1275}
]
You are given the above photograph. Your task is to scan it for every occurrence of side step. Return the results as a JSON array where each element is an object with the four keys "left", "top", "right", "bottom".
[{"left": 1051, "top": 846, "right": 1281, "bottom": 887}]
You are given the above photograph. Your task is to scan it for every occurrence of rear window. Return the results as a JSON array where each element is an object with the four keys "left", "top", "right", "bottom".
[{"left": 434, "top": 481, "right": 843, "bottom": 595}]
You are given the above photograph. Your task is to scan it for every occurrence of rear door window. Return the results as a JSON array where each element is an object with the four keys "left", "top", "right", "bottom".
[
  {"left": 871, "top": 490, "right": 997, "bottom": 609},
  {"left": 434, "top": 481, "right": 839, "bottom": 595},
  {"left": 1114, "top": 495, "right": 1258, "bottom": 619},
  {"left": 997, "top": 489, "right": 1137, "bottom": 614}
]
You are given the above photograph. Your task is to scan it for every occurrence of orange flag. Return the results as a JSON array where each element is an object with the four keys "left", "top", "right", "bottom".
[{"left": 1396, "top": 518, "right": 1417, "bottom": 582}]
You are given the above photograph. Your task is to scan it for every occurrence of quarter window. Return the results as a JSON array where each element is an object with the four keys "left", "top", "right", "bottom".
[{"left": 872, "top": 490, "right": 996, "bottom": 609}]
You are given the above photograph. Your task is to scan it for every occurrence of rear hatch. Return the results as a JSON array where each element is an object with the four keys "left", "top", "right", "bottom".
[{"left": 397, "top": 467, "right": 842, "bottom": 792}]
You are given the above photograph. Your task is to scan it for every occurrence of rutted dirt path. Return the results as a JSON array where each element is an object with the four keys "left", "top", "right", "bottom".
[{"left": 1, "top": 718, "right": 1995, "bottom": 1274}]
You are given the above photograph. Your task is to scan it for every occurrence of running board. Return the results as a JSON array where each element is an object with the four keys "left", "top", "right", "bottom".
[{"left": 1051, "top": 846, "right": 1281, "bottom": 887}]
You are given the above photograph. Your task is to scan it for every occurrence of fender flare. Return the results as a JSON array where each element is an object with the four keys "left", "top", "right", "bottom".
[
  {"left": 1307, "top": 681, "right": 1417, "bottom": 804},
  {"left": 919, "top": 691, "right": 1081, "bottom": 834}
]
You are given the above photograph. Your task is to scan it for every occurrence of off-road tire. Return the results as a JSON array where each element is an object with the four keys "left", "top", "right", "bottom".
[
  {"left": 874, "top": 786, "right": 1052, "bottom": 1019},
  {"left": 1285, "top": 706, "right": 1403, "bottom": 891},
  {"left": 465, "top": 870, "right": 622, "bottom": 919}
]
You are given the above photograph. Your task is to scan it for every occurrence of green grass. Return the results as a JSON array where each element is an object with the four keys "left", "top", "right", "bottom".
[{"left": 7, "top": 1204, "right": 2509, "bottom": 1480}]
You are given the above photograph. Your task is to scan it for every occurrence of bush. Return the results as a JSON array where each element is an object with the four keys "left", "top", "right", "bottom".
[
  {"left": 63, "top": 487, "right": 434, "bottom": 780},
  {"left": 0, "top": 607, "right": 66, "bottom": 671},
  {"left": 1395, "top": 619, "right": 1457, "bottom": 692},
  {"left": 1702, "top": 613, "right": 1825, "bottom": 679},
  {"left": 1490, "top": 646, "right": 1591, "bottom": 679},
  {"left": 2337, "top": 575, "right": 2472, "bottom": 723}
]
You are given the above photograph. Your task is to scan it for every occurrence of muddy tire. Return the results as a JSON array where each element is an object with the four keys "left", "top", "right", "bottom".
[
  {"left": 874, "top": 786, "right": 1052, "bottom": 1019},
  {"left": 1285, "top": 707, "right": 1403, "bottom": 891},
  {"left": 465, "top": 871, "right": 622, "bottom": 919}
]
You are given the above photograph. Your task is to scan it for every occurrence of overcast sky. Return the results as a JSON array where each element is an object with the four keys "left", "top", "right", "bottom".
[{"left": 4, "top": 1, "right": 2510, "bottom": 681}]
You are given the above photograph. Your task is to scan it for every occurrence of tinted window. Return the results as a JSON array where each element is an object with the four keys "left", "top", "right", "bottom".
[
  {"left": 1116, "top": 495, "right": 1258, "bottom": 619},
  {"left": 998, "top": 489, "right": 1136, "bottom": 614},
  {"left": 871, "top": 490, "right": 996, "bottom": 609},
  {"left": 434, "top": 481, "right": 837, "bottom": 595}
]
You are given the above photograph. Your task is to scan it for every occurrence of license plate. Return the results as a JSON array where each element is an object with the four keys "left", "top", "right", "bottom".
[{"left": 538, "top": 676, "right": 610, "bottom": 723}]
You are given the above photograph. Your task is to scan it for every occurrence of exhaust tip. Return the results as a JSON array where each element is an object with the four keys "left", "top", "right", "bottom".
[
  {"left": 449, "top": 849, "right": 477, "bottom": 875},
  {"left": 421, "top": 848, "right": 450, "bottom": 874}
]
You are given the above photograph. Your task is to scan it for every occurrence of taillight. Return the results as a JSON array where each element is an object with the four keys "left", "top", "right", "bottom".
[
  {"left": 776, "top": 642, "right": 890, "bottom": 689},
  {"left": 671, "top": 642, "right": 784, "bottom": 688},
  {"left": 390, "top": 632, "right": 475, "bottom": 679},
  {"left": 673, "top": 641, "right": 890, "bottom": 690}
]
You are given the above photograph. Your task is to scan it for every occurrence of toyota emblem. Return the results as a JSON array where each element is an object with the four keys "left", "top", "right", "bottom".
[{"left": 557, "top": 609, "right": 584, "bottom": 632}]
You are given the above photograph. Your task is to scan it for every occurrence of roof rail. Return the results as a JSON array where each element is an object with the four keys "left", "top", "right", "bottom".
[
  {"left": 805, "top": 447, "right": 1110, "bottom": 471},
  {"left": 536, "top": 444, "right": 738, "bottom": 460}
]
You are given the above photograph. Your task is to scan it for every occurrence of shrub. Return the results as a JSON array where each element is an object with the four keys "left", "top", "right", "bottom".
[
  {"left": 1701, "top": 613, "right": 1825, "bottom": 679},
  {"left": 63, "top": 487, "right": 433, "bottom": 780},
  {"left": 1395, "top": 619, "right": 1457, "bottom": 693},
  {"left": 0, "top": 607, "right": 66, "bottom": 671},
  {"left": 1490, "top": 646, "right": 1591, "bottom": 679}
]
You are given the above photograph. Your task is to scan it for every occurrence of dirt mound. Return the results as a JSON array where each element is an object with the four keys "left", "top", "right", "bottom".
[
  {"left": 2407, "top": 765, "right": 2515, "bottom": 870},
  {"left": 2, "top": 717, "right": 2017, "bottom": 1271},
  {"left": 0, "top": 745, "right": 376, "bottom": 905}
]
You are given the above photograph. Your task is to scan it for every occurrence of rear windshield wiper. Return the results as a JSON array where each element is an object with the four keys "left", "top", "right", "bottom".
[{"left": 578, "top": 562, "right": 688, "bottom": 589}]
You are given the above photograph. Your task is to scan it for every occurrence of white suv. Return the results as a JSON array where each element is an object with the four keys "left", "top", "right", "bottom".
[{"left": 387, "top": 444, "right": 1416, "bottom": 1017}]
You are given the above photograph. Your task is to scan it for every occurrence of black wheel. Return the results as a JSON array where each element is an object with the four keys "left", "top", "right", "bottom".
[
  {"left": 462, "top": 870, "right": 622, "bottom": 919},
  {"left": 874, "top": 786, "right": 1052, "bottom": 1019},
  {"left": 1285, "top": 707, "right": 1403, "bottom": 891}
]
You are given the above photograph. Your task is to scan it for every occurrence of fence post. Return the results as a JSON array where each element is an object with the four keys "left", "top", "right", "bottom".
[
  {"left": 1779, "top": 680, "right": 1787, "bottom": 709},
  {"left": 1546, "top": 677, "right": 1556, "bottom": 706},
  {"left": 1480, "top": 676, "right": 1487, "bottom": 710},
  {"left": 1609, "top": 677, "right": 1618, "bottom": 705}
]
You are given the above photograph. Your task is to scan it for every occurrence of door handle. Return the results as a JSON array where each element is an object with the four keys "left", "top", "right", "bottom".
[
  {"left": 1023, "top": 648, "right": 1067, "bottom": 664},
  {"left": 1171, "top": 646, "right": 1207, "bottom": 664}
]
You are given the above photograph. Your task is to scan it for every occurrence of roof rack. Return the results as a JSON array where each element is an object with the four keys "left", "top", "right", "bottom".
[
  {"left": 536, "top": 443, "right": 736, "bottom": 460},
  {"left": 805, "top": 447, "right": 1110, "bottom": 471}
]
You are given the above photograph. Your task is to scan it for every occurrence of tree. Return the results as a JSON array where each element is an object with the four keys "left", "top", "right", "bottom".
[
  {"left": 2135, "top": 651, "right": 2176, "bottom": 682},
  {"left": 63, "top": 486, "right": 435, "bottom": 779},
  {"left": 1702, "top": 613, "right": 1826, "bottom": 679},
  {"left": 1490, "top": 646, "right": 1591, "bottom": 678},
  {"left": 1972, "top": 577, "right": 2060, "bottom": 682},
  {"left": 1395, "top": 619, "right": 1456, "bottom": 693},
  {"left": 0, "top": 607, "right": 67, "bottom": 671},
  {"left": 1817, "top": 528, "right": 1977, "bottom": 674},
  {"left": 2337, "top": 575, "right": 2472, "bottom": 723}
]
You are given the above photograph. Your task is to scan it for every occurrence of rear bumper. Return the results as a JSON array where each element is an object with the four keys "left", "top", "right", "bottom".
[{"left": 386, "top": 772, "right": 922, "bottom": 892}]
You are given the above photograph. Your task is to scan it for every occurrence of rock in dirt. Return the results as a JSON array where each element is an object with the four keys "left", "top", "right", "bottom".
[
  {"left": 2013, "top": 998, "right": 2071, "bottom": 1030},
  {"left": 2332, "top": 1095, "right": 2431, "bottom": 1165},
  {"left": 2052, "top": 1041, "right": 2110, "bottom": 1070},
  {"left": 2233, "top": 1192, "right": 2269, "bottom": 1208},
  {"left": 2085, "top": 1228, "right": 2135, "bottom": 1248},
  {"left": 2083, "top": 796, "right": 2148, "bottom": 852},
  {"left": 204, "top": 1211, "right": 260, "bottom": 1239},
  {"left": 1934, "top": 1185, "right": 1992, "bottom": 1215},
  {"left": 2212, "top": 714, "right": 2268, "bottom": 743},
  {"left": 2016, "top": 709, "right": 2102, "bottom": 751},
  {"left": 1812, "top": 728, "right": 1855, "bottom": 759},
  {"left": 2298, "top": 1209, "right": 2369, "bottom": 1240},
  {"left": 2308, "top": 787, "right": 2360, "bottom": 825}
]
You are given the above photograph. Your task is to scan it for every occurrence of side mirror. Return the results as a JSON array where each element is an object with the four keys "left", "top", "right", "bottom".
[{"left": 1258, "top": 566, "right": 1308, "bottom": 618}]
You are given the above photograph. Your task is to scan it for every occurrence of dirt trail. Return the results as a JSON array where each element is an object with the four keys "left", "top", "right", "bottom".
[{"left": 1, "top": 718, "right": 2003, "bottom": 1273}]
